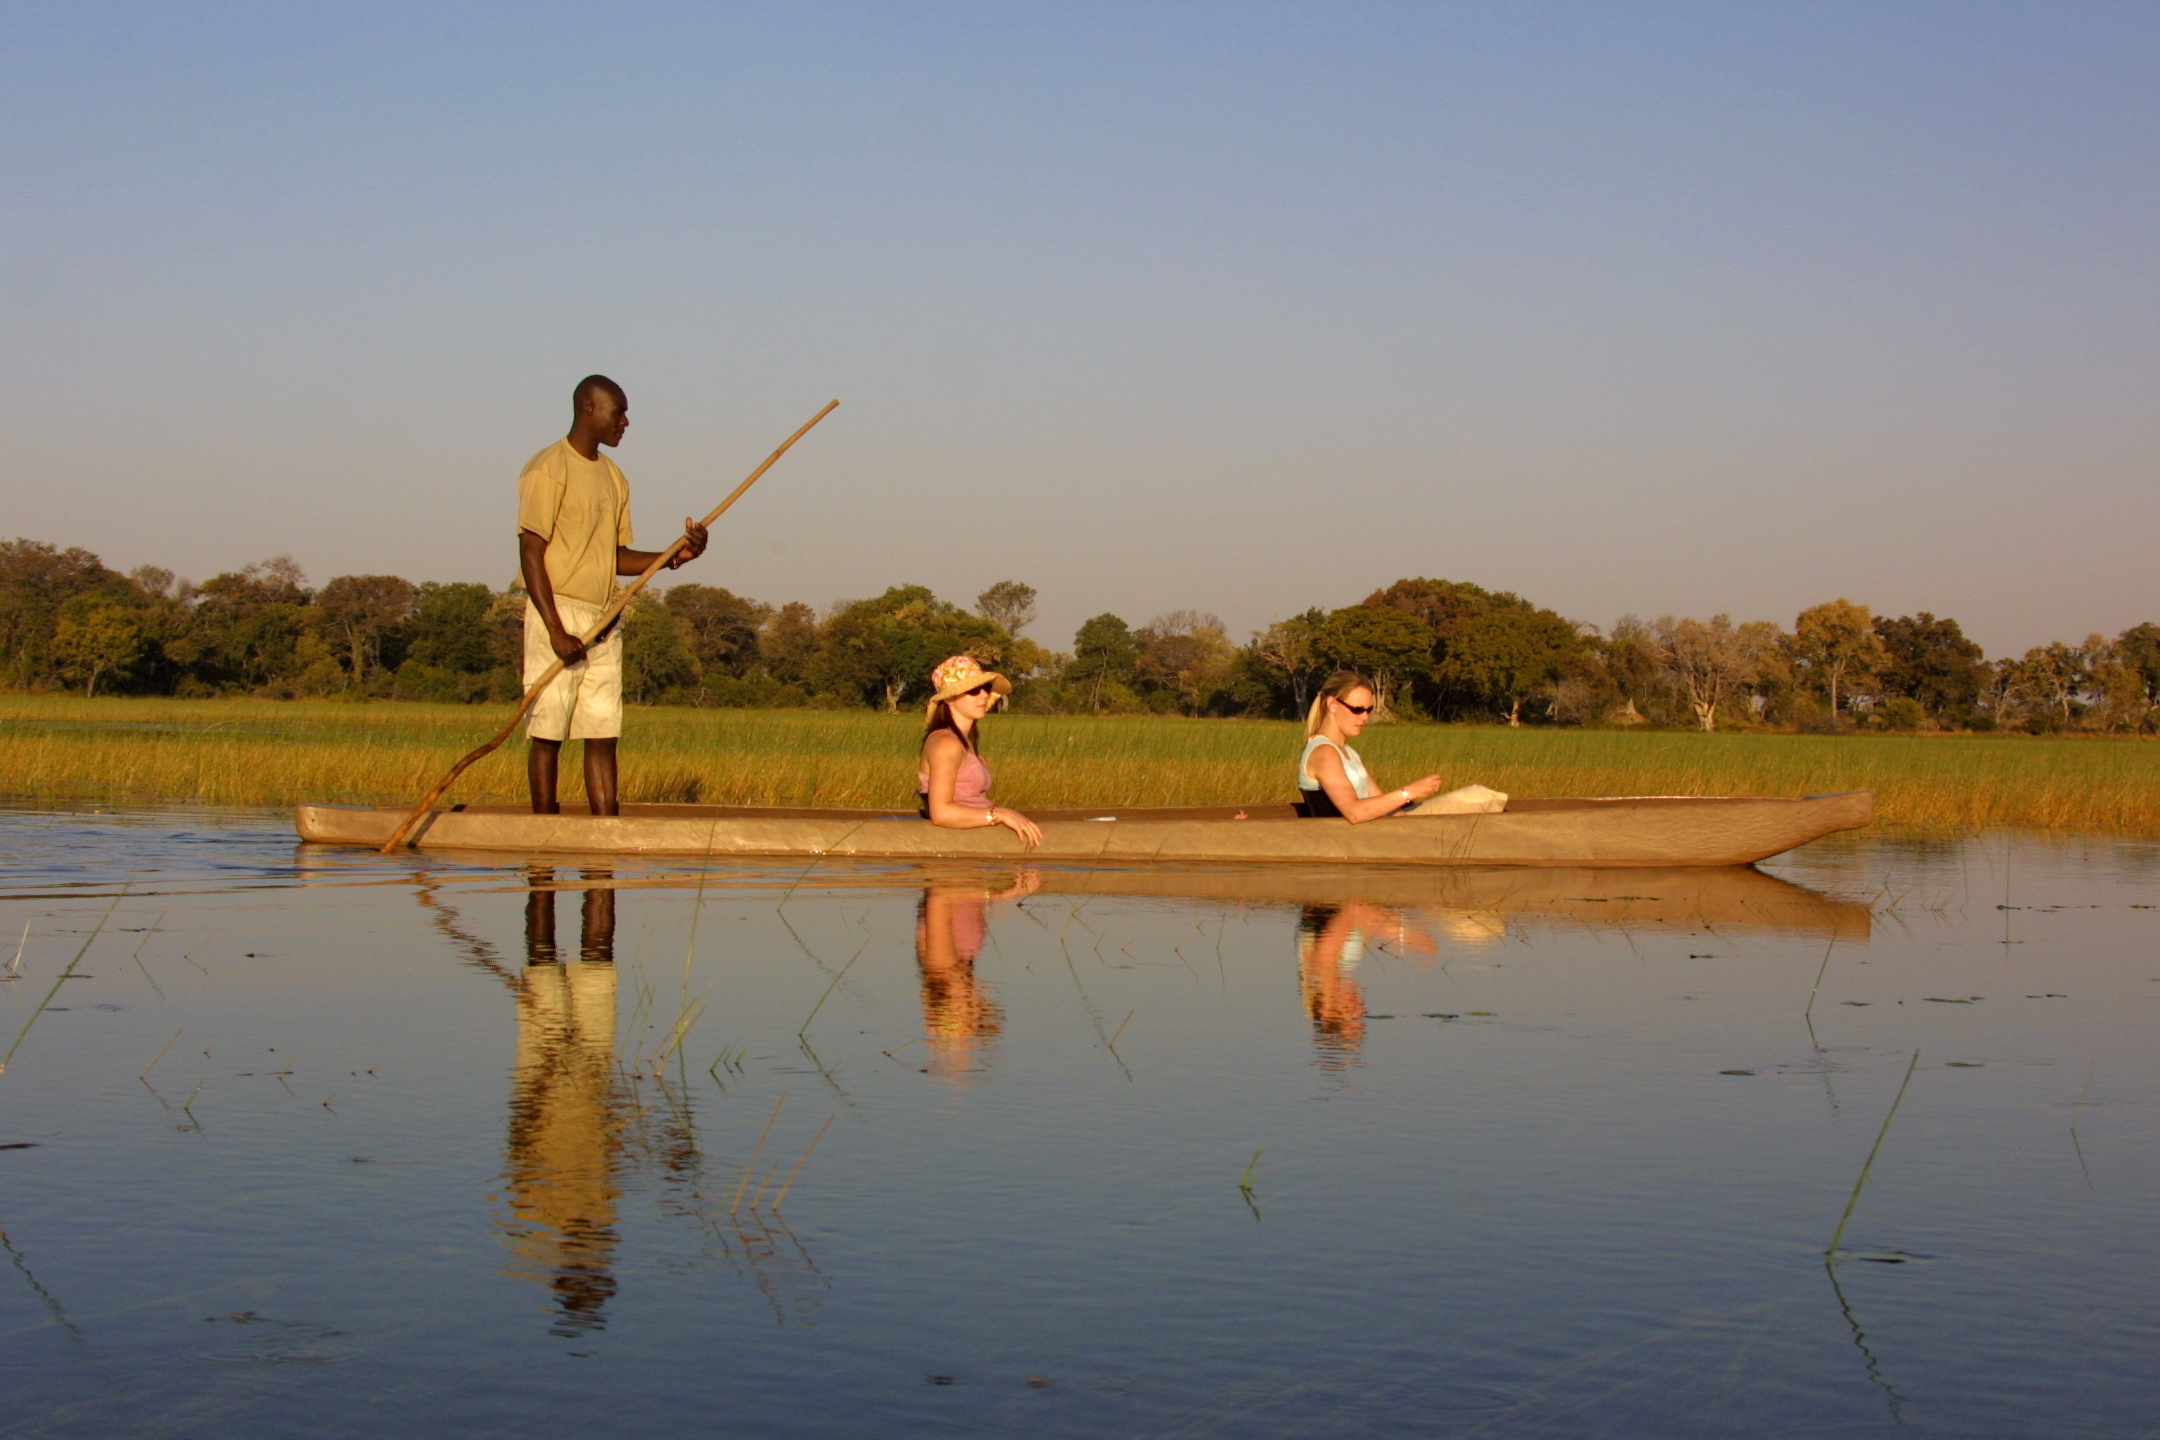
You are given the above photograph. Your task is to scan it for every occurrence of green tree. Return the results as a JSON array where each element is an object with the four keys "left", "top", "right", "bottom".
[
  {"left": 758, "top": 602, "right": 821, "bottom": 687},
  {"left": 1547, "top": 641, "right": 1619, "bottom": 726},
  {"left": 621, "top": 600, "right": 701, "bottom": 703},
  {"left": 1600, "top": 616, "right": 1670, "bottom": 724},
  {"left": 482, "top": 592, "right": 528, "bottom": 700},
  {"left": 2005, "top": 640, "right": 2091, "bottom": 731},
  {"left": 1005, "top": 635, "right": 1057, "bottom": 680},
  {"left": 976, "top": 580, "right": 1038, "bottom": 637},
  {"left": 396, "top": 582, "right": 513, "bottom": 702},
  {"left": 1311, "top": 605, "right": 1436, "bottom": 720},
  {"left": 1361, "top": 577, "right": 1523, "bottom": 641},
  {"left": 406, "top": 582, "right": 499, "bottom": 674},
  {"left": 1068, "top": 614, "right": 1139, "bottom": 713},
  {"left": 52, "top": 596, "right": 145, "bottom": 696},
  {"left": 120, "top": 565, "right": 192, "bottom": 694},
  {"left": 1549, "top": 616, "right": 1671, "bottom": 726},
  {"left": 813, "top": 586, "right": 1001, "bottom": 709},
  {"left": 2103, "top": 622, "right": 2160, "bottom": 732},
  {"left": 1437, "top": 607, "right": 1582, "bottom": 725},
  {"left": 1873, "top": 612, "right": 1986, "bottom": 720},
  {"left": 1361, "top": 577, "right": 1551, "bottom": 715},
  {"left": 663, "top": 584, "right": 769, "bottom": 678},
  {"left": 1789, "top": 599, "right": 1888, "bottom": 722},
  {"left": 0, "top": 539, "right": 117, "bottom": 688},
  {"left": 1245, "top": 607, "right": 1328, "bottom": 715},
  {"left": 168, "top": 558, "right": 313, "bottom": 692},
  {"left": 1133, "top": 611, "right": 1237, "bottom": 715},
  {"left": 315, "top": 574, "right": 419, "bottom": 686}
]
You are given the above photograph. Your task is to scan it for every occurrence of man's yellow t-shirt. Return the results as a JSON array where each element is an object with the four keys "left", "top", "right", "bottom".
[{"left": 516, "top": 440, "right": 635, "bottom": 608}]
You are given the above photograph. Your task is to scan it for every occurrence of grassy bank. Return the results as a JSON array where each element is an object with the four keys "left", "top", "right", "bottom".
[{"left": 4, "top": 694, "right": 2158, "bottom": 833}]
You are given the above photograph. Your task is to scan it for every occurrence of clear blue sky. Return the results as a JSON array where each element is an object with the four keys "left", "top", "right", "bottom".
[{"left": 4, "top": 2, "right": 2154, "bottom": 658}]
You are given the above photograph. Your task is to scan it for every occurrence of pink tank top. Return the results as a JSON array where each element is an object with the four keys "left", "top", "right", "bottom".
[{"left": 919, "top": 737, "right": 994, "bottom": 810}]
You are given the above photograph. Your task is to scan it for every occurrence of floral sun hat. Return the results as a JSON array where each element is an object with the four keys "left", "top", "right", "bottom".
[{"left": 927, "top": 654, "right": 1013, "bottom": 710}]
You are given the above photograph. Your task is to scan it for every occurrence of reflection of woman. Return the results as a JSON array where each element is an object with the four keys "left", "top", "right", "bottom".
[
  {"left": 1296, "top": 902, "right": 1434, "bottom": 1068},
  {"left": 1298, "top": 670, "right": 1506, "bottom": 821},
  {"left": 501, "top": 868, "right": 624, "bottom": 1338},
  {"left": 919, "top": 655, "right": 1043, "bottom": 849},
  {"left": 914, "top": 871, "right": 1038, "bottom": 1085}
]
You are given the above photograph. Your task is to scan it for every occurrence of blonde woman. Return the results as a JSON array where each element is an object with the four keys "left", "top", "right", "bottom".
[
  {"left": 1298, "top": 670, "right": 1508, "bottom": 822},
  {"left": 1298, "top": 671, "right": 1443, "bottom": 821},
  {"left": 919, "top": 655, "right": 1044, "bottom": 848}
]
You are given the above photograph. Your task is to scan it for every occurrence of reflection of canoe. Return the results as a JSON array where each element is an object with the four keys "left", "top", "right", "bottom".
[
  {"left": 1013, "top": 862, "right": 1870, "bottom": 939},
  {"left": 366, "top": 855, "right": 1866, "bottom": 940},
  {"left": 296, "top": 791, "right": 1872, "bottom": 867}
]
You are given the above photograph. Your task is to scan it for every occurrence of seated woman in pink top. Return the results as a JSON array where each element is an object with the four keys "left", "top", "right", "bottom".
[{"left": 919, "top": 655, "right": 1044, "bottom": 849}]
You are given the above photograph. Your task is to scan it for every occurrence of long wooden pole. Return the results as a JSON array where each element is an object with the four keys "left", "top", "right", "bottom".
[{"left": 378, "top": 399, "right": 839, "bottom": 853}]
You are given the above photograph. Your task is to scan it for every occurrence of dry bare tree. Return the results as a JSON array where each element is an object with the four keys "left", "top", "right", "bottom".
[
  {"left": 1654, "top": 614, "right": 1762, "bottom": 732},
  {"left": 975, "top": 581, "right": 1038, "bottom": 637}
]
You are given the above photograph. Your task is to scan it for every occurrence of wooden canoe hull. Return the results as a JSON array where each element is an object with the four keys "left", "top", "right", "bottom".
[{"left": 295, "top": 791, "right": 1874, "bottom": 867}]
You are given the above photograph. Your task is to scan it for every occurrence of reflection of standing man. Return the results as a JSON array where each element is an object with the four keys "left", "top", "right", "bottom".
[
  {"left": 501, "top": 868, "right": 624, "bottom": 1338},
  {"left": 518, "top": 375, "right": 709, "bottom": 815}
]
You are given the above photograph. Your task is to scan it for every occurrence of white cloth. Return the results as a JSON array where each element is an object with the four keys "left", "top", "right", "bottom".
[
  {"left": 524, "top": 596, "right": 622, "bottom": 741},
  {"left": 1404, "top": 784, "right": 1509, "bottom": 816}
]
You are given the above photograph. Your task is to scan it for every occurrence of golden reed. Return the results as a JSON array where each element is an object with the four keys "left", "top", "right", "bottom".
[{"left": 3, "top": 696, "right": 2156, "bottom": 834}]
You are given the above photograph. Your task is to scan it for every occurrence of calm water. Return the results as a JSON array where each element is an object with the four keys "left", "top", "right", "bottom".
[{"left": 0, "top": 807, "right": 2155, "bottom": 1438}]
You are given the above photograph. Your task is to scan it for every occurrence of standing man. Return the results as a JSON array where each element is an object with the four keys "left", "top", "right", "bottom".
[{"left": 518, "top": 374, "right": 708, "bottom": 815}]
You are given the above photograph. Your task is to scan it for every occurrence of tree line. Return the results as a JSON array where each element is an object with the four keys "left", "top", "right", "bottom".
[{"left": 4, "top": 536, "right": 2156, "bottom": 734}]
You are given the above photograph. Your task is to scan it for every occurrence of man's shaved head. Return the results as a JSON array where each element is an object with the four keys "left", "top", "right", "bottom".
[
  {"left": 573, "top": 374, "right": 626, "bottom": 415},
  {"left": 568, "top": 374, "right": 629, "bottom": 452}
]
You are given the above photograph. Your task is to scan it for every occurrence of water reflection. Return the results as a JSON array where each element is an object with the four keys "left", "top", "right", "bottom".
[
  {"left": 416, "top": 851, "right": 1871, "bottom": 1338},
  {"left": 1034, "top": 862, "right": 1869, "bottom": 939},
  {"left": 1296, "top": 903, "right": 1437, "bottom": 1068},
  {"left": 20, "top": 805, "right": 2160, "bottom": 1436},
  {"left": 499, "top": 866, "right": 625, "bottom": 1338},
  {"left": 912, "top": 872, "right": 1036, "bottom": 1085}
]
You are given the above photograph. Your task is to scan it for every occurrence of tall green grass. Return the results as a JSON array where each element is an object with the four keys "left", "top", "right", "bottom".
[{"left": 3, "top": 694, "right": 2157, "bottom": 833}]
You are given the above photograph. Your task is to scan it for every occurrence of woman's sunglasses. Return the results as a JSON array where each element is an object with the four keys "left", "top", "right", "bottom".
[
  {"left": 1335, "top": 701, "right": 1374, "bottom": 715},
  {"left": 962, "top": 683, "right": 996, "bottom": 698}
]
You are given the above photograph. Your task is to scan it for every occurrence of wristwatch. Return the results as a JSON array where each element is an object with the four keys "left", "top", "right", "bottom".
[{"left": 986, "top": 806, "right": 999, "bottom": 826}]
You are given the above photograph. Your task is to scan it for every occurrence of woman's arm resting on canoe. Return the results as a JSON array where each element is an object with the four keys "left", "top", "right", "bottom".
[
  {"left": 1308, "top": 745, "right": 1445, "bottom": 825},
  {"left": 923, "top": 731, "right": 1043, "bottom": 847}
]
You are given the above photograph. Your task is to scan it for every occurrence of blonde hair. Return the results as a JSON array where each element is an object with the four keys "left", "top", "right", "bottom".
[{"left": 1303, "top": 670, "right": 1374, "bottom": 738}]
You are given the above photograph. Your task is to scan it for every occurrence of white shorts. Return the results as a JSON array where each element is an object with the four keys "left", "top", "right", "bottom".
[{"left": 524, "top": 597, "right": 622, "bottom": 741}]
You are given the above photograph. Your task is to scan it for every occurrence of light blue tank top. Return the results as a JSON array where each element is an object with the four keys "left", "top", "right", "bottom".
[{"left": 1299, "top": 735, "right": 1378, "bottom": 799}]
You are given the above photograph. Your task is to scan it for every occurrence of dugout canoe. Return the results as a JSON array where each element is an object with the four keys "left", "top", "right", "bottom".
[{"left": 294, "top": 791, "right": 1874, "bottom": 867}]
